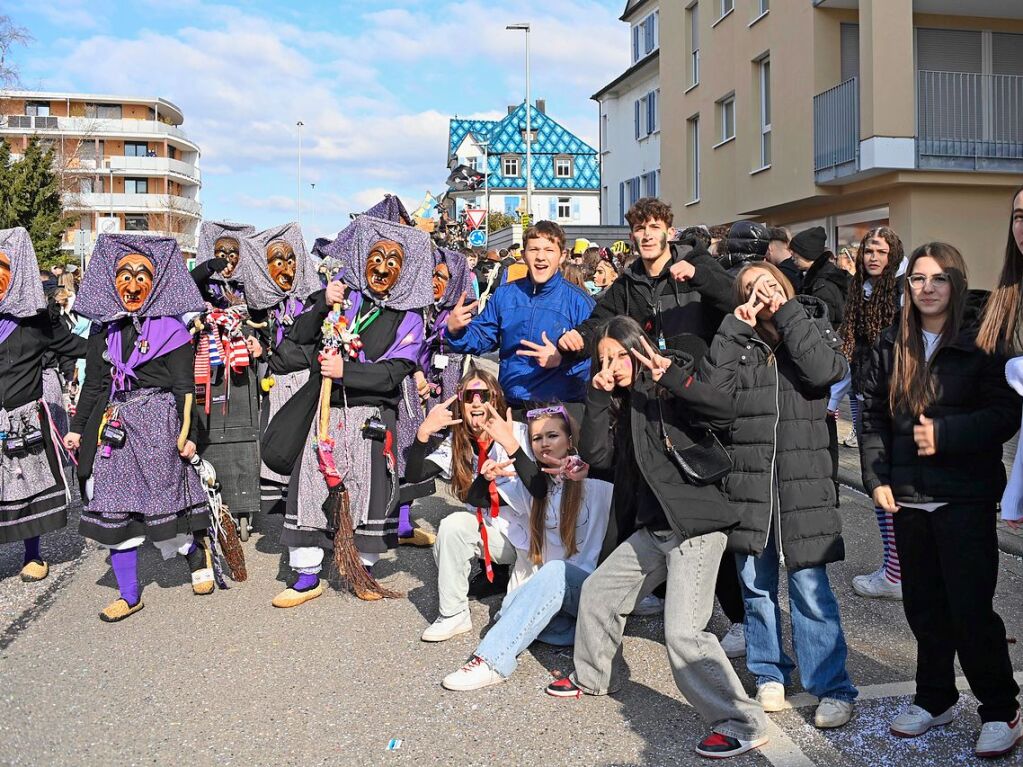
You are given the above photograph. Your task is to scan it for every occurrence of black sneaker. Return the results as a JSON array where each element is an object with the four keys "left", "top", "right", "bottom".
[
  {"left": 694, "top": 732, "right": 768, "bottom": 759},
  {"left": 468, "top": 562, "right": 510, "bottom": 598},
  {"left": 545, "top": 677, "right": 582, "bottom": 698}
]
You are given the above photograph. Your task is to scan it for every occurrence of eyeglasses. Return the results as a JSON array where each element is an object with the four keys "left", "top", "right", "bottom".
[
  {"left": 907, "top": 273, "right": 951, "bottom": 289},
  {"left": 457, "top": 389, "right": 492, "bottom": 404},
  {"left": 526, "top": 405, "right": 569, "bottom": 422}
]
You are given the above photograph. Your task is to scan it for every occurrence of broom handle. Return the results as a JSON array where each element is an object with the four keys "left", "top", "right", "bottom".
[{"left": 318, "top": 302, "right": 342, "bottom": 441}]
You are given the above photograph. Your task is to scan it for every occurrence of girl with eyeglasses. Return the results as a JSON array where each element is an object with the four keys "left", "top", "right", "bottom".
[
  {"left": 860, "top": 243, "right": 1021, "bottom": 757},
  {"left": 545, "top": 315, "right": 770, "bottom": 760},
  {"left": 404, "top": 365, "right": 540, "bottom": 642},
  {"left": 439, "top": 404, "right": 612, "bottom": 691}
]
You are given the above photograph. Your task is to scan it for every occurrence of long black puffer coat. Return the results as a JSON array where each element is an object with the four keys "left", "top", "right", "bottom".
[
  {"left": 858, "top": 291, "right": 1021, "bottom": 505},
  {"left": 697, "top": 296, "right": 848, "bottom": 568}
]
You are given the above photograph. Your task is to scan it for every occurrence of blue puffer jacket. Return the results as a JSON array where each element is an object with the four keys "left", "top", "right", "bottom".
[{"left": 446, "top": 271, "right": 594, "bottom": 406}]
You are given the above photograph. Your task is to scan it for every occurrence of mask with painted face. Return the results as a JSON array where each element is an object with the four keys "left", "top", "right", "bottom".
[
  {"left": 214, "top": 236, "right": 241, "bottom": 279},
  {"left": 0, "top": 252, "right": 10, "bottom": 301},
  {"left": 365, "top": 239, "right": 404, "bottom": 296},
  {"left": 115, "top": 253, "right": 155, "bottom": 312},
  {"left": 266, "top": 240, "right": 297, "bottom": 291},
  {"left": 432, "top": 262, "right": 450, "bottom": 302}
]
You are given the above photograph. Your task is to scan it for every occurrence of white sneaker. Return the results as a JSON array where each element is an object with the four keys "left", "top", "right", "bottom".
[
  {"left": 975, "top": 714, "right": 1022, "bottom": 758},
  {"left": 841, "top": 432, "right": 858, "bottom": 448},
  {"left": 421, "top": 610, "right": 472, "bottom": 642},
  {"left": 720, "top": 623, "right": 746, "bottom": 659},
  {"left": 815, "top": 698, "right": 854, "bottom": 728},
  {"left": 852, "top": 568, "right": 903, "bottom": 600},
  {"left": 890, "top": 703, "right": 956, "bottom": 737},
  {"left": 442, "top": 656, "right": 506, "bottom": 691},
  {"left": 631, "top": 594, "right": 665, "bottom": 616},
  {"left": 756, "top": 681, "right": 786, "bottom": 712}
]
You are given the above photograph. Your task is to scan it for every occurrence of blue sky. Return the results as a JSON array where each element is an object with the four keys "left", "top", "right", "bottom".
[{"left": 6, "top": 0, "right": 629, "bottom": 242}]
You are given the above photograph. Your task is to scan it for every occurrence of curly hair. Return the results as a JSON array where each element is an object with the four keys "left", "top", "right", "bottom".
[
  {"left": 839, "top": 226, "right": 905, "bottom": 360},
  {"left": 625, "top": 197, "right": 673, "bottom": 228}
]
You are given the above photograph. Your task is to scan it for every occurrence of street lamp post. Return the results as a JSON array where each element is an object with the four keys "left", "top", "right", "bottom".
[
  {"left": 480, "top": 137, "right": 490, "bottom": 248},
  {"left": 506, "top": 23, "right": 532, "bottom": 223},
  {"left": 296, "top": 120, "right": 304, "bottom": 226}
]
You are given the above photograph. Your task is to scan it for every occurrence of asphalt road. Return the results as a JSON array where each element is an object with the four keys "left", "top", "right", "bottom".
[{"left": 1, "top": 481, "right": 1021, "bottom": 767}]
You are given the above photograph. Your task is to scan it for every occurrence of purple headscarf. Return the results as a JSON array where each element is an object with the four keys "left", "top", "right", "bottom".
[
  {"left": 321, "top": 215, "right": 434, "bottom": 312},
  {"left": 74, "top": 234, "right": 205, "bottom": 322},
  {"left": 0, "top": 227, "right": 47, "bottom": 319},
  {"left": 362, "top": 194, "right": 412, "bottom": 225},
  {"left": 197, "top": 220, "right": 255, "bottom": 284},
  {"left": 435, "top": 247, "right": 474, "bottom": 309},
  {"left": 236, "top": 222, "right": 319, "bottom": 311}
]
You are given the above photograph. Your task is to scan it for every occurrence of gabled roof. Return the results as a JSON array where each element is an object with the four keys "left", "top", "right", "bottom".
[
  {"left": 620, "top": 0, "right": 657, "bottom": 22},
  {"left": 447, "top": 104, "right": 599, "bottom": 191}
]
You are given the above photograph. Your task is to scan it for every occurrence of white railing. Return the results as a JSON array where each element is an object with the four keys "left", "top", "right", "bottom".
[
  {"left": 106, "top": 155, "right": 201, "bottom": 182},
  {"left": 63, "top": 192, "right": 202, "bottom": 216},
  {"left": 1, "top": 115, "right": 198, "bottom": 147},
  {"left": 61, "top": 229, "right": 198, "bottom": 252}
]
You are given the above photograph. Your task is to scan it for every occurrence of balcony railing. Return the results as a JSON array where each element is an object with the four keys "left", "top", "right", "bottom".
[
  {"left": 5, "top": 115, "right": 58, "bottom": 129},
  {"left": 61, "top": 229, "right": 198, "bottom": 252},
  {"left": 63, "top": 155, "right": 201, "bottom": 183},
  {"left": 813, "top": 77, "right": 859, "bottom": 182},
  {"left": 917, "top": 70, "right": 1023, "bottom": 170},
  {"left": 1, "top": 115, "right": 198, "bottom": 147},
  {"left": 63, "top": 192, "right": 202, "bottom": 216}
]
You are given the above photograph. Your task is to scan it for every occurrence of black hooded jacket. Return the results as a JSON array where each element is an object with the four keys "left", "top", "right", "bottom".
[
  {"left": 572, "top": 243, "right": 735, "bottom": 361},
  {"left": 858, "top": 290, "right": 1021, "bottom": 506},
  {"left": 800, "top": 258, "right": 850, "bottom": 330}
]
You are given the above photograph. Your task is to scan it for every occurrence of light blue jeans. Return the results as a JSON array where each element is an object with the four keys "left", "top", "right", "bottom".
[
  {"left": 474, "top": 559, "right": 588, "bottom": 678},
  {"left": 736, "top": 530, "right": 858, "bottom": 702}
]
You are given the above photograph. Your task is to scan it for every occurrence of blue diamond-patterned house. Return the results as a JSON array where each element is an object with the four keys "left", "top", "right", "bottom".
[{"left": 446, "top": 100, "right": 600, "bottom": 227}]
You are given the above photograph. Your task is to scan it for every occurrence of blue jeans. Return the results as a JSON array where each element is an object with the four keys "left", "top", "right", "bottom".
[
  {"left": 736, "top": 531, "right": 858, "bottom": 702},
  {"left": 474, "top": 560, "right": 588, "bottom": 678}
]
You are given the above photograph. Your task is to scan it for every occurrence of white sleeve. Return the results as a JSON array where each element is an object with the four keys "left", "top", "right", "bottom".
[
  {"left": 1005, "top": 356, "right": 1023, "bottom": 396},
  {"left": 428, "top": 435, "right": 454, "bottom": 482},
  {"left": 1001, "top": 411, "right": 1023, "bottom": 522},
  {"left": 567, "top": 479, "right": 614, "bottom": 573}
]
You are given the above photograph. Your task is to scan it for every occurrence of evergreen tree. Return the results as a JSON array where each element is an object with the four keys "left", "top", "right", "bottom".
[
  {"left": 0, "top": 139, "right": 13, "bottom": 229},
  {"left": 6, "top": 136, "right": 70, "bottom": 268}
]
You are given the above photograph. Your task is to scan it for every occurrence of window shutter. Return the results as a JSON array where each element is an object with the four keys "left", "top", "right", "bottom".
[
  {"left": 917, "top": 28, "right": 983, "bottom": 146},
  {"left": 549, "top": 197, "right": 557, "bottom": 219},
  {"left": 840, "top": 23, "right": 859, "bottom": 83},
  {"left": 635, "top": 100, "right": 641, "bottom": 139},
  {"left": 619, "top": 182, "right": 625, "bottom": 224},
  {"left": 632, "top": 25, "right": 640, "bottom": 62},
  {"left": 572, "top": 199, "right": 580, "bottom": 221},
  {"left": 993, "top": 33, "right": 1023, "bottom": 76},
  {"left": 916, "top": 28, "right": 982, "bottom": 73},
  {"left": 645, "top": 16, "right": 654, "bottom": 54},
  {"left": 648, "top": 91, "right": 657, "bottom": 133}
]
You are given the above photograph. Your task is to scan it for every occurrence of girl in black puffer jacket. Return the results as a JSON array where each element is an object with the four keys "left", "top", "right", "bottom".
[
  {"left": 699, "top": 261, "right": 857, "bottom": 730},
  {"left": 859, "top": 243, "right": 1021, "bottom": 756}
]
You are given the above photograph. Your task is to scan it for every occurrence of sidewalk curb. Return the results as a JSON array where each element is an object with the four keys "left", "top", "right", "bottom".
[{"left": 837, "top": 464, "right": 1023, "bottom": 559}]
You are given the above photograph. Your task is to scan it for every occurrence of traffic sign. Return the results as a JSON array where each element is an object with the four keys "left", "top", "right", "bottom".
[
  {"left": 520, "top": 213, "right": 532, "bottom": 228},
  {"left": 468, "top": 229, "right": 487, "bottom": 248},
  {"left": 465, "top": 208, "right": 487, "bottom": 230}
]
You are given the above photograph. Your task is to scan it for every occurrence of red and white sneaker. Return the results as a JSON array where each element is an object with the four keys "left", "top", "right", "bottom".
[
  {"left": 975, "top": 713, "right": 1022, "bottom": 758},
  {"left": 545, "top": 677, "right": 583, "bottom": 698},
  {"left": 694, "top": 732, "right": 769, "bottom": 759}
]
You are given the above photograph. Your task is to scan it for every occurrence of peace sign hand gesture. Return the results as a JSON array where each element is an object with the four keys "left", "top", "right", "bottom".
[
  {"left": 631, "top": 335, "right": 672, "bottom": 382},
  {"left": 417, "top": 394, "right": 462, "bottom": 442},
  {"left": 446, "top": 291, "right": 479, "bottom": 334},
  {"left": 517, "top": 331, "right": 563, "bottom": 369},
  {"left": 592, "top": 355, "right": 618, "bottom": 392},
  {"left": 480, "top": 458, "right": 516, "bottom": 482},
  {"left": 734, "top": 295, "right": 764, "bottom": 328}
]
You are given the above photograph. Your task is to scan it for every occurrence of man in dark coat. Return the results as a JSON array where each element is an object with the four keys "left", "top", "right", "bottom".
[
  {"left": 715, "top": 221, "right": 770, "bottom": 275},
  {"left": 790, "top": 226, "right": 850, "bottom": 330}
]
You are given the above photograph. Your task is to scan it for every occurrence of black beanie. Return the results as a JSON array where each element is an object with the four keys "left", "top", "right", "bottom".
[{"left": 789, "top": 226, "right": 828, "bottom": 262}]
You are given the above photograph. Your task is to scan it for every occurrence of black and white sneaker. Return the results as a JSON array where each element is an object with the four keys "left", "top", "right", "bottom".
[
  {"left": 694, "top": 732, "right": 768, "bottom": 759},
  {"left": 545, "top": 677, "right": 583, "bottom": 698}
]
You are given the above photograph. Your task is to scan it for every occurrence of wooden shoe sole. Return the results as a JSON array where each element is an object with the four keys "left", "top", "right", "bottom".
[
  {"left": 271, "top": 582, "right": 324, "bottom": 608},
  {"left": 100, "top": 598, "right": 145, "bottom": 623},
  {"left": 20, "top": 560, "right": 49, "bottom": 582}
]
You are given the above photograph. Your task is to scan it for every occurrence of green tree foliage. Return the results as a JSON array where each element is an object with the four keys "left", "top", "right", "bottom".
[
  {"left": 486, "top": 210, "right": 517, "bottom": 233},
  {"left": 0, "top": 137, "right": 71, "bottom": 268}
]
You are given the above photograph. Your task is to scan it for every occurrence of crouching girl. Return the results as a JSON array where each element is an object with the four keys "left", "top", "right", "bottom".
[{"left": 440, "top": 404, "right": 611, "bottom": 690}]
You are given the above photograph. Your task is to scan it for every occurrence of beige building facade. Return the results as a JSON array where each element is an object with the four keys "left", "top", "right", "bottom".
[
  {"left": 659, "top": 0, "right": 1023, "bottom": 287},
  {"left": 0, "top": 91, "right": 202, "bottom": 259}
]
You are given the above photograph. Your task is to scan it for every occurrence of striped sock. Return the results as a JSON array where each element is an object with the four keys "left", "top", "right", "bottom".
[
  {"left": 874, "top": 507, "right": 901, "bottom": 584},
  {"left": 849, "top": 397, "right": 861, "bottom": 435}
]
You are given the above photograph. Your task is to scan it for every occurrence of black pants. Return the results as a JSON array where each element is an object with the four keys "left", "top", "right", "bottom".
[
  {"left": 893, "top": 503, "right": 1019, "bottom": 723},
  {"left": 716, "top": 549, "right": 745, "bottom": 624}
]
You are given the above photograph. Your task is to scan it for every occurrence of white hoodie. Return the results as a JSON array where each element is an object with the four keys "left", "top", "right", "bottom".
[{"left": 999, "top": 356, "right": 1023, "bottom": 521}]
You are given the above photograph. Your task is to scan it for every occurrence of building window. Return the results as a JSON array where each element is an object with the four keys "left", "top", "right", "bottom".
[
  {"left": 555, "top": 157, "right": 573, "bottom": 178},
  {"left": 717, "top": 94, "right": 736, "bottom": 143},
  {"left": 642, "top": 12, "right": 658, "bottom": 56},
  {"left": 125, "top": 215, "right": 149, "bottom": 232},
  {"left": 124, "top": 142, "right": 149, "bottom": 158},
  {"left": 688, "top": 115, "right": 701, "bottom": 201},
  {"left": 85, "top": 103, "right": 122, "bottom": 119},
  {"left": 632, "top": 24, "right": 641, "bottom": 63},
  {"left": 634, "top": 99, "right": 641, "bottom": 140},
  {"left": 557, "top": 197, "right": 571, "bottom": 220},
  {"left": 601, "top": 114, "right": 608, "bottom": 150},
  {"left": 25, "top": 101, "right": 50, "bottom": 117},
  {"left": 79, "top": 178, "right": 93, "bottom": 194},
  {"left": 647, "top": 90, "right": 659, "bottom": 134},
  {"left": 124, "top": 177, "right": 148, "bottom": 194},
  {"left": 502, "top": 155, "right": 520, "bottom": 177},
  {"left": 758, "top": 57, "right": 772, "bottom": 167},
  {"left": 168, "top": 145, "right": 177, "bottom": 160},
  {"left": 504, "top": 196, "right": 520, "bottom": 216},
  {"left": 643, "top": 170, "right": 658, "bottom": 198},
  {"left": 758, "top": 0, "right": 769, "bottom": 14},
  {"left": 687, "top": 3, "right": 700, "bottom": 87},
  {"left": 719, "top": 0, "right": 734, "bottom": 18},
  {"left": 467, "top": 156, "right": 479, "bottom": 171}
]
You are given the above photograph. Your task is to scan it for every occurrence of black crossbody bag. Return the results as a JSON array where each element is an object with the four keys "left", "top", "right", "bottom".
[{"left": 655, "top": 398, "right": 731, "bottom": 486}]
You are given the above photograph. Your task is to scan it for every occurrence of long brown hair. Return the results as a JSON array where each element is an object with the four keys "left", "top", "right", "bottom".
[
  {"left": 449, "top": 364, "right": 507, "bottom": 503},
  {"left": 977, "top": 185, "right": 1023, "bottom": 354},
  {"left": 731, "top": 262, "right": 796, "bottom": 345},
  {"left": 526, "top": 409, "right": 584, "bottom": 565},
  {"left": 889, "top": 242, "right": 968, "bottom": 416},
  {"left": 839, "top": 226, "right": 905, "bottom": 360}
]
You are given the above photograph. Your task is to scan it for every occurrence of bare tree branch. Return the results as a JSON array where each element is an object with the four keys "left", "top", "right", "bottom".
[{"left": 0, "top": 15, "right": 32, "bottom": 89}]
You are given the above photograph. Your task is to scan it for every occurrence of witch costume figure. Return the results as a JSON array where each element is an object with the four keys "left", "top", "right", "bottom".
[
  {"left": 0, "top": 227, "right": 87, "bottom": 583},
  {"left": 66, "top": 234, "right": 212, "bottom": 623},
  {"left": 189, "top": 221, "right": 262, "bottom": 539},
  {"left": 261, "top": 215, "right": 431, "bottom": 607},
  {"left": 394, "top": 246, "right": 476, "bottom": 545},
  {"left": 236, "top": 222, "right": 321, "bottom": 517}
]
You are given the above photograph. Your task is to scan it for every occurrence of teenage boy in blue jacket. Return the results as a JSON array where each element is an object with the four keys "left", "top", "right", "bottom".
[{"left": 446, "top": 220, "right": 594, "bottom": 411}]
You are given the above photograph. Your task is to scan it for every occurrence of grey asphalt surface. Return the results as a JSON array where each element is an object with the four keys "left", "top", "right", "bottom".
[{"left": 1, "top": 479, "right": 1021, "bottom": 767}]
